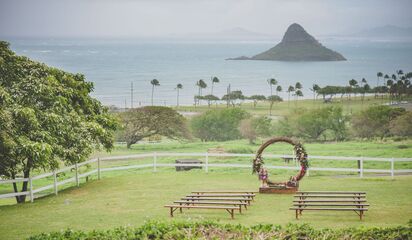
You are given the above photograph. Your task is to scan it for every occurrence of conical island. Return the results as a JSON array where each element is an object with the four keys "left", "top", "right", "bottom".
[{"left": 228, "top": 23, "right": 346, "bottom": 61}]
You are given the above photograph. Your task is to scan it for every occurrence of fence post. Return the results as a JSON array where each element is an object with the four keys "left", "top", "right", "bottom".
[
  {"left": 97, "top": 157, "right": 101, "bottom": 180},
  {"left": 390, "top": 158, "right": 394, "bottom": 179},
  {"left": 359, "top": 157, "right": 364, "bottom": 178},
  {"left": 29, "top": 177, "right": 34, "bottom": 203},
  {"left": 53, "top": 170, "right": 58, "bottom": 195},
  {"left": 75, "top": 163, "right": 79, "bottom": 187},
  {"left": 153, "top": 152, "right": 157, "bottom": 172},
  {"left": 205, "top": 152, "right": 209, "bottom": 173}
]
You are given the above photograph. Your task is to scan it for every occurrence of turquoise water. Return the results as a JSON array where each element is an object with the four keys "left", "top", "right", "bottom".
[{"left": 5, "top": 38, "right": 412, "bottom": 107}]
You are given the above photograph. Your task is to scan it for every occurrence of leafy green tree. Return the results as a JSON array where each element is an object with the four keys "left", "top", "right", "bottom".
[
  {"left": 175, "top": 83, "right": 183, "bottom": 108},
  {"left": 222, "top": 90, "right": 245, "bottom": 106},
  {"left": 251, "top": 116, "right": 273, "bottom": 137},
  {"left": 294, "top": 89, "right": 303, "bottom": 107},
  {"left": 191, "top": 108, "right": 248, "bottom": 141},
  {"left": 120, "top": 106, "right": 190, "bottom": 148},
  {"left": 202, "top": 94, "right": 220, "bottom": 107},
  {"left": 150, "top": 79, "right": 160, "bottom": 106},
  {"left": 248, "top": 95, "right": 266, "bottom": 108},
  {"left": 0, "top": 41, "right": 118, "bottom": 203},
  {"left": 351, "top": 106, "right": 405, "bottom": 138},
  {"left": 267, "top": 95, "right": 282, "bottom": 115},
  {"left": 276, "top": 85, "right": 282, "bottom": 97}
]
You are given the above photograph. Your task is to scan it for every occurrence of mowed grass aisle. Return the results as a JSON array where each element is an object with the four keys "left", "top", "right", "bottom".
[{"left": 0, "top": 169, "right": 411, "bottom": 240}]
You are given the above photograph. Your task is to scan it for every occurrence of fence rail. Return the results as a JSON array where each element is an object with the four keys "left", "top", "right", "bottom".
[{"left": 0, "top": 152, "right": 411, "bottom": 203}]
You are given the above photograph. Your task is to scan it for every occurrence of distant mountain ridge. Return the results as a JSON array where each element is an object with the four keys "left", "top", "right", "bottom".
[{"left": 228, "top": 23, "right": 346, "bottom": 61}]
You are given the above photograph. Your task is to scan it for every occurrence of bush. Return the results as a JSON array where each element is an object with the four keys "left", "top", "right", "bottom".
[
  {"left": 389, "top": 111, "right": 412, "bottom": 137},
  {"left": 28, "top": 221, "right": 412, "bottom": 240},
  {"left": 239, "top": 119, "right": 257, "bottom": 144},
  {"left": 191, "top": 108, "right": 249, "bottom": 141},
  {"left": 351, "top": 106, "right": 406, "bottom": 138},
  {"left": 276, "top": 106, "right": 348, "bottom": 141}
]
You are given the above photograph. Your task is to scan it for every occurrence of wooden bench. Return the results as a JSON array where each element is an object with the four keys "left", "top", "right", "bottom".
[
  {"left": 186, "top": 193, "right": 256, "bottom": 200},
  {"left": 174, "top": 200, "right": 248, "bottom": 213},
  {"left": 164, "top": 205, "right": 240, "bottom": 219},
  {"left": 192, "top": 190, "right": 257, "bottom": 194},
  {"left": 181, "top": 197, "right": 252, "bottom": 205},
  {"left": 290, "top": 191, "right": 369, "bottom": 220}
]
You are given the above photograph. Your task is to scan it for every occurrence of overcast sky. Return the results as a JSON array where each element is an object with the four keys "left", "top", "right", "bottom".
[{"left": 1, "top": 0, "right": 412, "bottom": 38}]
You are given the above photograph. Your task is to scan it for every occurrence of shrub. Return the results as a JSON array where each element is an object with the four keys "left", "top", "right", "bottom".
[
  {"left": 351, "top": 106, "right": 406, "bottom": 138},
  {"left": 239, "top": 119, "right": 257, "bottom": 144},
  {"left": 191, "top": 108, "right": 249, "bottom": 141},
  {"left": 28, "top": 221, "right": 412, "bottom": 240},
  {"left": 389, "top": 111, "right": 412, "bottom": 137},
  {"left": 276, "top": 106, "right": 348, "bottom": 141}
]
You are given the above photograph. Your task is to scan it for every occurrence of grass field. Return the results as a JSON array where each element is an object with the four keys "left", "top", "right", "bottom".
[
  {"left": 0, "top": 169, "right": 411, "bottom": 240},
  {"left": 175, "top": 95, "right": 404, "bottom": 117}
]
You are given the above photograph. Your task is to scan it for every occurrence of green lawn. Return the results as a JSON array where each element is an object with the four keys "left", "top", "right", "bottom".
[
  {"left": 176, "top": 96, "right": 400, "bottom": 117},
  {"left": 0, "top": 169, "right": 411, "bottom": 240}
]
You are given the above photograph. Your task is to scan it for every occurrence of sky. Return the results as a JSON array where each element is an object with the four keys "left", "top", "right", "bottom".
[{"left": 1, "top": 0, "right": 412, "bottom": 38}]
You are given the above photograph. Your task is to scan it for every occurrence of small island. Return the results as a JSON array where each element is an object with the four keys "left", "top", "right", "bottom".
[{"left": 228, "top": 23, "right": 346, "bottom": 61}]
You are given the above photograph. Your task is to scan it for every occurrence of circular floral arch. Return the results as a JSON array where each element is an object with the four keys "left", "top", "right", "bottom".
[{"left": 252, "top": 137, "right": 309, "bottom": 187}]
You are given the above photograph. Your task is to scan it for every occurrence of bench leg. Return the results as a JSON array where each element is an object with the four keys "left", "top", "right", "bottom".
[
  {"left": 239, "top": 205, "right": 242, "bottom": 214},
  {"left": 231, "top": 209, "right": 234, "bottom": 219},
  {"left": 170, "top": 207, "right": 174, "bottom": 217},
  {"left": 244, "top": 204, "right": 247, "bottom": 210},
  {"left": 295, "top": 209, "right": 299, "bottom": 220},
  {"left": 360, "top": 210, "right": 363, "bottom": 221}
]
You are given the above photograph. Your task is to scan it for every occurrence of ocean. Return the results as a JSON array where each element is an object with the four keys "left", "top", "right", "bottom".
[{"left": 4, "top": 38, "right": 412, "bottom": 107}]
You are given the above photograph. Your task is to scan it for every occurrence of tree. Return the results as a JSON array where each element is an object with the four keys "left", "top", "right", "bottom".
[
  {"left": 239, "top": 119, "right": 257, "bottom": 144},
  {"left": 276, "top": 85, "right": 282, "bottom": 97},
  {"left": 251, "top": 116, "right": 273, "bottom": 137},
  {"left": 191, "top": 108, "right": 249, "bottom": 141},
  {"left": 294, "top": 90, "right": 303, "bottom": 107},
  {"left": 267, "top": 78, "right": 277, "bottom": 98},
  {"left": 389, "top": 111, "right": 412, "bottom": 137},
  {"left": 248, "top": 95, "right": 266, "bottom": 108},
  {"left": 150, "top": 79, "right": 160, "bottom": 106},
  {"left": 310, "top": 84, "right": 320, "bottom": 103},
  {"left": 351, "top": 106, "right": 405, "bottom": 138},
  {"left": 120, "top": 106, "right": 190, "bottom": 148},
  {"left": 287, "top": 85, "right": 295, "bottom": 107},
  {"left": 376, "top": 72, "right": 383, "bottom": 97},
  {"left": 0, "top": 41, "right": 118, "bottom": 203},
  {"left": 195, "top": 79, "right": 207, "bottom": 106},
  {"left": 222, "top": 90, "right": 245, "bottom": 106},
  {"left": 211, "top": 76, "right": 219, "bottom": 95},
  {"left": 202, "top": 94, "right": 220, "bottom": 107},
  {"left": 348, "top": 79, "right": 358, "bottom": 100},
  {"left": 175, "top": 83, "right": 183, "bottom": 108},
  {"left": 267, "top": 95, "right": 282, "bottom": 115}
]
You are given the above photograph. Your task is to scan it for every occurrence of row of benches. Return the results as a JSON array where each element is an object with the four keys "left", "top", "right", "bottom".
[
  {"left": 290, "top": 191, "right": 369, "bottom": 220},
  {"left": 164, "top": 191, "right": 257, "bottom": 219}
]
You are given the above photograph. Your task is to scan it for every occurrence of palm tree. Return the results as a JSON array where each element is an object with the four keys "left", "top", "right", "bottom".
[
  {"left": 348, "top": 79, "right": 358, "bottom": 100},
  {"left": 175, "top": 83, "right": 183, "bottom": 108},
  {"left": 267, "top": 78, "right": 277, "bottom": 97},
  {"left": 211, "top": 76, "right": 220, "bottom": 95},
  {"left": 196, "top": 79, "right": 207, "bottom": 106},
  {"left": 294, "top": 90, "right": 303, "bottom": 107},
  {"left": 360, "top": 78, "right": 367, "bottom": 104},
  {"left": 295, "top": 82, "right": 302, "bottom": 91},
  {"left": 396, "top": 70, "right": 404, "bottom": 79},
  {"left": 376, "top": 72, "right": 383, "bottom": 98},
  {"left": 150, "top": 79, "right": 160, "bottom": 106},
  {"left": 276, "top": 85, "right": 282, "bottom": 97},
  {"left": 287, "top": 85, "right": 295, "bottom": 107},
  {"left": 310, "top": 84, "right": 320, "bottom": 104}
]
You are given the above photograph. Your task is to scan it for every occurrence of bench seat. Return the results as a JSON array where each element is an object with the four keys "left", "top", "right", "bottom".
[
  {"left": 181, "top": 197, "right": 252, "bottom": 205},
  {"left": 174, "top": 200, "right": 247, "bottom": 212},
  {"left": 164, "top": 204, "right": 240, "bottom": 219}
]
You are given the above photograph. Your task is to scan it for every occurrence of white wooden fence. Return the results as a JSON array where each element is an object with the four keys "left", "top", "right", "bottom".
[{"left": 1, "top": 152, "right": 411, "bottom": 203}]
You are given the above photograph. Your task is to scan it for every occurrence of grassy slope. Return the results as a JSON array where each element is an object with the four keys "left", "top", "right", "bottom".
[{"left": 0, "top": 170, "right": 411, "bottom": 240}]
